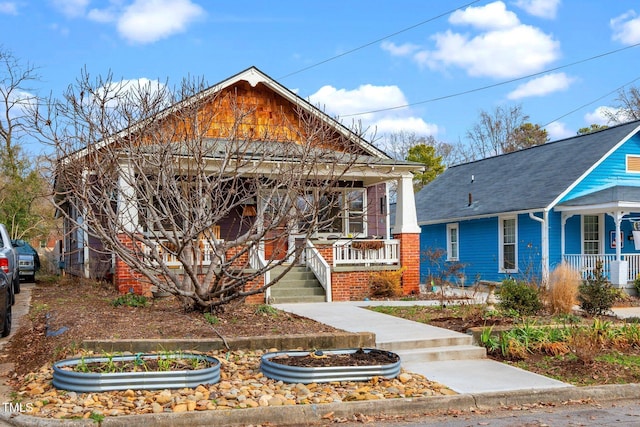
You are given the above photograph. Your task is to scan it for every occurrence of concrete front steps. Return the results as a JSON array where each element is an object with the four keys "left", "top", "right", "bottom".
[
  {"left": 377, "top": 331, "right": 487, "bottom": 363},
  {"left": 268, "top": 266, "right": 326, "bottom": 304}
]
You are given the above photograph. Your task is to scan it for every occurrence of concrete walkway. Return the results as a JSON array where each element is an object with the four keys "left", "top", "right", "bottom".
[{"left": 274, "top": 301, "right": 572, "bottom": 394}]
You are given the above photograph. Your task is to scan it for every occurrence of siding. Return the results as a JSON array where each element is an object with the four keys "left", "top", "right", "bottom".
[{"left": 561, "top": 134, "right": 640, "bottom": 202}]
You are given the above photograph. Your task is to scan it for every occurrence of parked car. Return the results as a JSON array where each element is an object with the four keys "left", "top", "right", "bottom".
[
  {"left": 11, "top": 239, "right": 40, "bottom": 283},
  {"left": 0, "top": 269, "right": 11, "bottom": 337},
  {"left": 0, "top": 224, "right": 19, "bottom": 302}
]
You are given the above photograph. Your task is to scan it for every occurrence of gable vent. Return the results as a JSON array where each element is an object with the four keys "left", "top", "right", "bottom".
[{"left": 627, "top": 155, "right": 640, "bottom": 173}]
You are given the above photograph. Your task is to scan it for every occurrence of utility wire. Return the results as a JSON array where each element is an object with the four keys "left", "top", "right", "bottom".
[
  {"left": 276, "top": 0, "right": 481, "bottom": 80},
  {"left": 341, "top": 41, "right": 640, "bottom": 118},
  {"left": 542, "top": 75, "right": 640, "bottom": 127}
]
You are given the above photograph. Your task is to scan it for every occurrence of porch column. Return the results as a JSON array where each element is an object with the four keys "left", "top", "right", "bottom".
[
  {"left": 608, "top": 210, "right": 629, "bottom": 287},
  {"left": 393, "top": 173, "right": 421, "bottom": 234},
  {"left": 118, "top": 161, "right": 139, "bottom": 232},
  {"left": 393, "top": 173, "right": 421, "bottom": 295}
]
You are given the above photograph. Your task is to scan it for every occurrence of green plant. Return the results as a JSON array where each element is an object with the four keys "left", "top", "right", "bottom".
[
  {"left": 89, "top": 412, "right": 105, "bottom": 423},
  {"left": 203, "top": 312, "right": 219, "bottom": 325},
  {"left": 634, "top": 274, "right": 640, "bottom": 295},
  {"left": 111, "top": 293, "right": 148, "bottom": 308},
  {"left": 498, "top": 279, "right": 543, "bottom": 316},
  {"left": 254, "top": 304, "right": 279, "bottom": 316},
  {"left": 578, "top": 261, "right": 618, "bottom": 316}
]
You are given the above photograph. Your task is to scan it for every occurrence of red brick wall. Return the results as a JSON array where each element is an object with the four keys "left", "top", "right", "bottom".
[
  {"left": 115, "top": 234, "right": 154, "bottom": 296},
  {"left": 394, "top": 233, "right": 420, "bottom": 295}
]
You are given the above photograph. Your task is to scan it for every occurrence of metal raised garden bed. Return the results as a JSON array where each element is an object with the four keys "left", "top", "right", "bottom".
[
  {"left": 52, "top": 353, "right": 220, "bottom": 393},
  {"left": 260, "top": 348, "right": 401, "bottom": 384}
]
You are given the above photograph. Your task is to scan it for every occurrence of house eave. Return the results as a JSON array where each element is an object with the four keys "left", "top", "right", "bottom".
[{"left": 417, "top": 207, "right": 548, "bottom": 226}]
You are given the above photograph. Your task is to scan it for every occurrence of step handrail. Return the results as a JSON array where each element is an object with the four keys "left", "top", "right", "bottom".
[{"left": 305, "top": 240, "right": 332, "bottom": 302}]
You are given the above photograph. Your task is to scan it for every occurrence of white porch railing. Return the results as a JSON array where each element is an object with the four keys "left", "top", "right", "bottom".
[
  {"left": 305, "top": 240, "right": 331, "bottom": 302},
  {"left": 332, "top": 239, "right": 400, "bottom": 267},
  {"left": 563, "top": 254, "right": 640, "bottom": 282},
  {"left": 143, "top": 238, "right": 224, "bottom": 269}
]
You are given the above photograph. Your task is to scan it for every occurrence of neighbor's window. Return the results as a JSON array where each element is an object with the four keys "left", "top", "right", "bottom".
[
  {"left": 500, "top": 217, "right": 517, "bottom": 272},
  {"left": 583, "top": 215, "right": 600, "bottom": 255},
  {"left": 627, "top": 155, "right": 640, "bottom": 173},
  {"left": 446, "top": 223, "right": 459, "bottom": 261}
]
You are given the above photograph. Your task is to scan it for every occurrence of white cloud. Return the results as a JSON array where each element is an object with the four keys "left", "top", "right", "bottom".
[
  {"left": 307, "top": 84, "right": 438, "bottom": 138},
  {"left": 380, "top": 41, "right": 420, "bottom": 57},
  {"left": 449, "top": 1, "right": 519, "bottom": 30},
  {"left": 584, "top": 106, "right": 628, "bottom": 125},
  {"left": 50, "top": 0, "right": 89, "bottom": 18},
  {"left": 383, "top": 1, "right": 560, "bottom": 79},
  {"left": 545, "top": 121, "right": 573, "bottom": 140},
  {"left": 87, "top": 7, "right": 117, "bottom": 23},
  {"left": 507, "top": 72, "right": 574, "bottom": 100},
  {"left": 117, "top": 0, "right": 204, "bottom": 44},
  {"left": 416, "top": 25, "right": 559, "bottom": 78},
  {"left": 0, "top": 2, "right": 18, "bottom": 15},
  {"left": 611, "top": 10, "right": 640, "bottom": 45},
  {"left": 514, "top": 0, "right": 560, "bottom": 19}
]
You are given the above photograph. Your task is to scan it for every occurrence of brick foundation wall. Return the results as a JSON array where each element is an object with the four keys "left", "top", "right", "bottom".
[
  {"left": 394, "top": 233, "right": 420, "bottom": 295},
  {"left": 115, "top": 234, "right": 154, "bottom": 296}
]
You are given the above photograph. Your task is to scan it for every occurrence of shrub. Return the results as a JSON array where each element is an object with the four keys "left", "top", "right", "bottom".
[
  {"left": 567, "top": 327, "right": 600, "bottom": 365},
  {"left": 634, "top": 274, "right": 640, "bottom": 296},
  {"left": 578, "top": 261, "right": 618, "bottom": 316},
  {"left": 547, "top": 262, "right": 580, "bottom": 315},
  {"left": 369, "top": 268, "right": 405, "bottom": 298},
  {"left": 111, "top": 293, "right": 148, "bottom": 308},
  {"left": 497, "top": 279, "right": 543, "bottom": 316}
]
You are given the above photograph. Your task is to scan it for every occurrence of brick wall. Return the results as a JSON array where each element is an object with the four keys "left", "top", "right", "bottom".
[
  {"left": 394, "top": 232, "right": 420, "bottom": 295},
  {"left": 115, "top": 234, "right": 154, "bottom": 296}
]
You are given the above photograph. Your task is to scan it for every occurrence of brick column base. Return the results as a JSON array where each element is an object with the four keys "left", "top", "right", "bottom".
[{"left": 394, "top": 233, "right": 420, "bottom": 295}]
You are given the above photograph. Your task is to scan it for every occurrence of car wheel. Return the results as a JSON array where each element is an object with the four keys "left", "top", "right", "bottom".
[
  {"left": 13, "top": 276, "right": 20, "bottom": 294},
  {"left": 2, "top": 288, "right": 11, "bottom": 337}
]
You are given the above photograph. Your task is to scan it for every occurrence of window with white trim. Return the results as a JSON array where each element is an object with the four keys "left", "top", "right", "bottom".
[
  {"left": 446, "top": 223, "right": 459, "bottom": 261},
  {"left": 583, "top": 215, "right": 600, "bottom": 255},
  {"left": 499, "top": 217, "right": 517, "bottom": 272}
]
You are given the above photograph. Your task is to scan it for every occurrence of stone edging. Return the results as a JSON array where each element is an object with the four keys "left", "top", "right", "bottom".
[{"left": 82, "top": 332, "right": 376, "bottom": 353}]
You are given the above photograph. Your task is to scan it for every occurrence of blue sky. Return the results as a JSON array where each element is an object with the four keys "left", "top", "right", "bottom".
[{"left": 3, "top": 0, "right": 640, "bottom": 157}]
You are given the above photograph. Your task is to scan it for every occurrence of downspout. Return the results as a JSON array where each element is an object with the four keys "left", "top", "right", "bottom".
[{"left": 529, "top": 211, "right": 549, "bottom": 287}]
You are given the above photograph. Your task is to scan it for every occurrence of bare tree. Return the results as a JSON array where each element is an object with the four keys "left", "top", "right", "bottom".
[
  {"left": 606, "top": 86, "right": 640, "bottom": 124},
  {"left": 32, "top": 70, "right": 368, "bottom": 311},
  {"left": 0, "top": 47, "right": 53, "bottom": 240},
  {"left": 382, "top": 131, "right": 454, "bottom": 166},
  {"left": 461, "top": 104, "right": 546, "bottom": 161}
]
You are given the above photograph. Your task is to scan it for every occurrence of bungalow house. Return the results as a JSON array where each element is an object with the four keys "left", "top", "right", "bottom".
[
  {"left": 416, "top": 120, "right": 640, "bottom": 292},
  {"left": 56, "top": 67, "right": 423, "bottom": 303}
]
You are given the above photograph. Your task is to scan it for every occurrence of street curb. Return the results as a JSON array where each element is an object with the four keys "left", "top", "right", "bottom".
[{"left": 1, "top": 383, "right": 638, "bottom": 426}]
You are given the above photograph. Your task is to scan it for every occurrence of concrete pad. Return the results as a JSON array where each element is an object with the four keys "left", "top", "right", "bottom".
[
  {"left": 404, "top": 359, "right": 571, "bottom": 394},
  {"left": 612, "top": 306, "right": 640, "bottom": 319}
]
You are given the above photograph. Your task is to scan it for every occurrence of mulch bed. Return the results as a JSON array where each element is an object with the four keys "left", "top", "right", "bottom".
[{"left": 270, "top": 348, "right": 399, "bottom": 368}]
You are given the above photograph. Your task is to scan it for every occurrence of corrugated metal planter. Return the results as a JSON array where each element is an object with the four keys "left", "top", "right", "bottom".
[
  {"left": 52, "top": 353, "right": 220, "bottom": 393},
  {"left": 260, "top": 348, "right": 400, "bottom": 384}
]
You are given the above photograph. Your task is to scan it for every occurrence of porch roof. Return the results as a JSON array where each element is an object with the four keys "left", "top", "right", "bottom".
[{"left": 554, "top": 185, "right": 640, "bottom": 214}]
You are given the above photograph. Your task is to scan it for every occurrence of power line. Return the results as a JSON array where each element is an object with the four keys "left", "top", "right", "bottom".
[
  {"left": 341, "top": 41, "right": 640, "bottom": 118},
  {"left": 276, "top": 0, "right": 481, "bottom": 80},
  {"left": 542, "top": 75, "right": 640, "bottom": 127}
]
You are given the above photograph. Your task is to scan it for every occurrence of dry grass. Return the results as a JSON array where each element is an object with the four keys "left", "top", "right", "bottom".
[
  {"left": 369, "top": 268, "right": 405, "bottom": 298},
  {"left": 547, "top": 262, "right": 581, "bottom": 315}
]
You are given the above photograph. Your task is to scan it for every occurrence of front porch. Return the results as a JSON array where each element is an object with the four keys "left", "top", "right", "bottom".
[{"left": 564, "top": 254, "right": 640, "bottom": 285}]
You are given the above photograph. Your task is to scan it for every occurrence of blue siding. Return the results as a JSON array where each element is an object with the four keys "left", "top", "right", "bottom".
[
  {"left": 548, "top": 211, "right": 564, "bottom": 271},
  {"left": 420, "top": 213, "right": 545, "bottom": 285},
  {"left": 561, "top": 134, "right": 640, "bottom": 202}
]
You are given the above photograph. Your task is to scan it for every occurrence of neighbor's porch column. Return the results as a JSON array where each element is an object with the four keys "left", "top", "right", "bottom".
[
  {"left": 608, "top": 210, "right": 629, "bottom": 287},
  {"left": 393, "top": 173, "right": 421, "bottom": 295}
]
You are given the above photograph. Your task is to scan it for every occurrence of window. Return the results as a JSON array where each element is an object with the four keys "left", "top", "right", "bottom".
[
  {"left": 583, "top": 215, "right": 600, "bottom": 254},
  {"left": 499, "top": 217, "right": 517, "bottom": 272},
  {"left": 627, "top": 155, "right": 640, "bottom": 173},
  {"left": 446, "top": 223, "right": 459, "bottom": 261}
]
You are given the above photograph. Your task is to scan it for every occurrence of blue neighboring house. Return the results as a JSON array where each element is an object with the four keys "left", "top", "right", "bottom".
[{"left": 416, "top": 120, "right": 640, "bottom": 292}]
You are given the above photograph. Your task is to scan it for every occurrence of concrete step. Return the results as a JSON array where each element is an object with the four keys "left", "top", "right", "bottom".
[
  {"left": 272, "top": 270, "right": 317, "bottom": 281},
  {"left": 395, "top": 345, "right": 486, "bottom": 363},
  {"left": 270, "top": 286, "right": 326, "bottom": 297},
  {"left": 269, "top": 295, "right": 327, "bottom": 304},
  {"left": 377, "top": 334, "right": 474, "bottom": 351},
  {"left": 272, "top": 279, "right": 322, "bottom": 289}
]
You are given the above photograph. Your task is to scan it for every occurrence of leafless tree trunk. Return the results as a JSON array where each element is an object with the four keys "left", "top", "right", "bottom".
[{"left": 32, "top": 70, "right": 366, "bottom": 310}]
